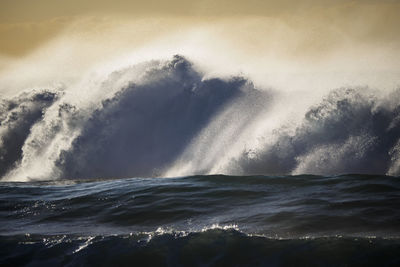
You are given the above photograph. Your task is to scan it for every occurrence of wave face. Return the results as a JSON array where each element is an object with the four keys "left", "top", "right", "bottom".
[
  {"left": 1, "top": 174, "right": 400, "bottom": 266},
  {"left": 0, "top": 55, "right": 400, "bottom": 181}
]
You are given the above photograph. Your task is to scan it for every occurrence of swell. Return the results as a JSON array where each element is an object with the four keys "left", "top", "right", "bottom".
[
  {"left": 0, "top": 55, "right": 400, "bottom": 181},
  {"left": 1, "top": 175, "right": 399, "bottom": 237}
]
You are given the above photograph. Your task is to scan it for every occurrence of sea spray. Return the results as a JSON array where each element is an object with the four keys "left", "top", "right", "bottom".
[{"left": 1, "top": 56, "right": 400, "bottom": 181}]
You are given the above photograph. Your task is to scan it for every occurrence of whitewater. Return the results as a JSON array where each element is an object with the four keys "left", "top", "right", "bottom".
[{"left": 0, "top": 54, "right": 400, "bottom": 181}]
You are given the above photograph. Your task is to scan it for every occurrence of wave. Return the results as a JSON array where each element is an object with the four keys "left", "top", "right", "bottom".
[
  {"left": 0, "top": 90, "right": 61, "bottom": 178},
  {"left": 234, "top": 88, "right": 400, "bottom": 176},
  {"left": 1, "top": 174, "right": 399, "bottom": 237},
  {"left": 1, "top": 55, "right": 400, "bottom": 181}
]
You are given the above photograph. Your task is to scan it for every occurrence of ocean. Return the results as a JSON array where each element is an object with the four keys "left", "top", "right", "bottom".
[{"left": 1, "top": 174, "right": 399, "bottom": 266}]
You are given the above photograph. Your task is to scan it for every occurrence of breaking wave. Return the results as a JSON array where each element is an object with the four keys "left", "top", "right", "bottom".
[{"left": 1, "top": 55, "right": 400, "bottom": 181}]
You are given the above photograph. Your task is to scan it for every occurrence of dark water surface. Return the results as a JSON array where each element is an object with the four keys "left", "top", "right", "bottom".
[{"left": 1, "top": 174, "right": 400, "bottom": 266}]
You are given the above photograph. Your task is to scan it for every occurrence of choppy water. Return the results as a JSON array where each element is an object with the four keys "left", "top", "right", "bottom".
[{"left": 1, "top": 174, "right": 399, "bottom": 266}]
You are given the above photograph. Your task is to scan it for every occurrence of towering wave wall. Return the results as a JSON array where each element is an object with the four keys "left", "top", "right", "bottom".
[{"left": 1, "top": 55, "right": 400, "bottom": 181}]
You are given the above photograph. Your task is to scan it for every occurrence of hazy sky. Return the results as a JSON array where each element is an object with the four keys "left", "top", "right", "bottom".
[{"left": 1, "top": 0, "right": 399, "bottom": 57}]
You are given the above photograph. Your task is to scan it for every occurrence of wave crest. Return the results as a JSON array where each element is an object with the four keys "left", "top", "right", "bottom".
[{"left": 1, "top": 56, "right": 400, "bottom": 181}]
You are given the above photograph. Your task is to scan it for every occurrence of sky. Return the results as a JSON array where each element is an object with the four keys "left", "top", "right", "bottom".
[
  {"left": 0, "top": 0, "right": 399, "bottom": 56},
  {"left": 0, "top": 0, "right": 399, "bottom": 93}
]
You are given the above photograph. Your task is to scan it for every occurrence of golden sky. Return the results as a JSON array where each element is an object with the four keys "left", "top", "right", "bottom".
[
  {"left": 0, "top": 0, "right": 399, "bottom": 98},
  {"left": 0, "top": 0, "right": 359, "bottom": 22},
  {"left": 0, "top": 0, "right": 400, "bottom": 67}
]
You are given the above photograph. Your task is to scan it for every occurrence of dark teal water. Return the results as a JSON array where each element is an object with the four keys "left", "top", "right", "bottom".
[{"left": 1, "top": 174, "right": 400, "bottom": 266}]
